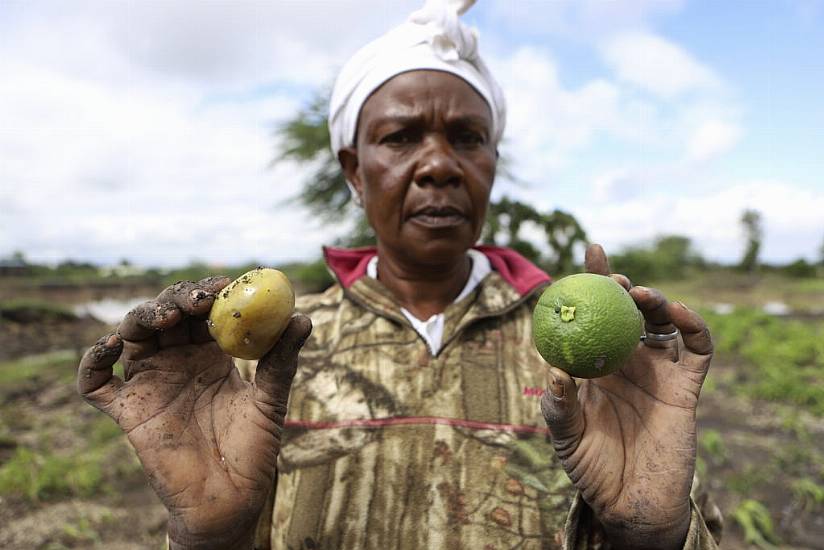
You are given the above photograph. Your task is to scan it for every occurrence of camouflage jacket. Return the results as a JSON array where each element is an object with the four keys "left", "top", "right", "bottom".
[{"left": 246, "top": 246, "right": 723, "bottom": 550}]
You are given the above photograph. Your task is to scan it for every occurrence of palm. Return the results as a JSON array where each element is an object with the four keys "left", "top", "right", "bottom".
[
  {"left": 570, "top": 342, "right": 708, "bottom": 528},
  {"left": 78, "top": 278, "right": 311, "bottom": 547},
  {"left": 116, "top": 344, "right": 281, "bottom": 534}
]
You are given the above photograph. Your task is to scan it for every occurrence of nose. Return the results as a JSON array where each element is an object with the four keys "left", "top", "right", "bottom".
[{"left": 414, "top": 135, "right": 463, "bottom": 188}]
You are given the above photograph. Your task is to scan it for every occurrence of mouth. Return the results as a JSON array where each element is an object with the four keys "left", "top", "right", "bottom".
[{"left": 408, "top": 205, "right": 468, "bottom": 228}]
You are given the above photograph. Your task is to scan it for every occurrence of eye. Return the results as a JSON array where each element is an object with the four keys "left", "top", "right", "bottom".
[
  {"left": 380, "top": 128, "right": 419, "bottom": 146},
  {"left": 452, "top": 129, "right": 485, "bottom": 147}
]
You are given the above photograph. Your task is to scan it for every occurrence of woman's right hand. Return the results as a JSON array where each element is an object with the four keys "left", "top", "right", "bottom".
[{"left": 77, "top": 277, "right": 312, "bottom": 549}]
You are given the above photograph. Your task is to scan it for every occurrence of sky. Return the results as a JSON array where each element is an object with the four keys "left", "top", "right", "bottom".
[{"left": 1, "top": 0, "right": 822, "bottom": 268}]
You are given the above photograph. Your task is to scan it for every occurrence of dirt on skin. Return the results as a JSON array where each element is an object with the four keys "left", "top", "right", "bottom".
[{"left": 1, "top": 286, "right": 823, "bottom": 549}]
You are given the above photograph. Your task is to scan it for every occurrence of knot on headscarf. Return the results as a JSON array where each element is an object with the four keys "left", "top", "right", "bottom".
[
  {"left": 328, "top": 0, "right": 506, "bottom": 173},
  {"left": 408, "top": 0, "right": 478, "bottom": 63}
]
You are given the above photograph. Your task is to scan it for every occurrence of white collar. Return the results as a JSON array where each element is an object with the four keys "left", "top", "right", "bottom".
[{"left": 366, "top": 249, "right": 491, "bottom": 355}]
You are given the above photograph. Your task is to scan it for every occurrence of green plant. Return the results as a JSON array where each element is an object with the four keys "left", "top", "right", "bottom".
[
  {"left": 60, "top": 514, "right": 101, "bottom": 545},
  {"left": 0, "top": 350, "right": 78, "bottom": 386},
  {"left": 727, "top": 464, "right": 773, "bottom": 496},
  {"left": 733, "top": 499, "right": 780, "bottom": 548},
  {"left": 0, "top": 447, "right": 105, "bottom": 501},
  {"left": 790, "top": 477, "right": 824, "bottom": 512}
]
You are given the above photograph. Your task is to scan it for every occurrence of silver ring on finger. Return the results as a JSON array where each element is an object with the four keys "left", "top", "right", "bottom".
[{"left": 642, "top": 329, "right": 679, "bottom": 344}]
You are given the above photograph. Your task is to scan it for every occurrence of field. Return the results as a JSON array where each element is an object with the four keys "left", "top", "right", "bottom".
[{"left": 0, "top": 270, "right": 823, "bottom": 549}]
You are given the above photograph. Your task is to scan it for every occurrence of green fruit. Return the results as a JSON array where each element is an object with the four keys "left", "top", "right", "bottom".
[
  {"left": 208, "top": 268, "right": 295, "bottom": 360},
  {"left": 532, "top": 273, "right": 642, "bottom": 378}
]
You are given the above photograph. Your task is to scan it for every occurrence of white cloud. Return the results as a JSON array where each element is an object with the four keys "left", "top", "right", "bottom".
[
  {"left": 486, "top": 0, "right": 685, "bottom": 40},
  {"left": 1, "top": 1, "right": 429, "bottom": 267},
  {"left": 490, "top": 47, "right": 634, "bottom": 181},
  {"left": 686, "top": 119, "right": 742, "bottom": 162},
  {"left": 601, "top": 31, "right": 722, "bottom": 99},
  {"left": 577, "top": 180, "right": 824, "bottom": 263}
]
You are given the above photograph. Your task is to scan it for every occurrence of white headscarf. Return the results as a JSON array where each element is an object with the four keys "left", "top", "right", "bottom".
[{"left": 328, "top": 0, "right": 506, "bottom": 202}]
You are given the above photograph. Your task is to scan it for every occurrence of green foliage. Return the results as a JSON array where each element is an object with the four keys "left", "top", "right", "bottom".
[
  {"left": 609, "top": 234, "right": 704, "bottom": 284},
  {"left": 733, "top": 499, "right": 780, "bottom": 548},
  {"left": 0, "top": 414, "right": 136, "bottom": 503},
  {"left": 703, "top": 308, "right": 824, "bottom": 415},
  {"left": 59, "top": 514, "right": 102, "bottom": 546},
  {"left": 781, "top": 258, "right": 818, "bottom": 278},
  {"left": 791, "top": 477, "right": 824, "bottom": 512},
  {"left": 274, "top": 91, "right": 355, "bottom": 223},
  {"left": 0, "top": 447, "right": 105, "bottom": 501},
  {"left": 483, "top": 196, "right": 588, "bottom": 275},
  {"left": 0, "top": 350, "right": 78, "bottom": 386}
]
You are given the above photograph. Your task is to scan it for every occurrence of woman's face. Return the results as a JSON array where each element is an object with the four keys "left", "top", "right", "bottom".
[{"left": 339, "top": 70, "right": 497, "bottom": 266}]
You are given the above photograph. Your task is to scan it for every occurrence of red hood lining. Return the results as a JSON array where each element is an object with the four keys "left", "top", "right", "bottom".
[{"left": 322, "top": 245, "right": 550, "bottom": 297}]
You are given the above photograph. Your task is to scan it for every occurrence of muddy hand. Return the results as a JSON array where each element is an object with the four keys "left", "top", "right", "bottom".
[
  {"left": 540, "top": 243, "right": 713, "bottom": 550},
  {"left": 77, "top": 277, "right": 312, "bottom": 549}
]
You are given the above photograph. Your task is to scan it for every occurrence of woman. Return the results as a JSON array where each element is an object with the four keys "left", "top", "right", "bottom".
[{"left": 78, "top": 2, "right": 722, "bottom": 548}]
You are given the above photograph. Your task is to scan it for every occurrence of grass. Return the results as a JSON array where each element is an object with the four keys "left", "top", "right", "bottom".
[
  {"left": 653, "top": 270, "right": 824, "bottom": 314},
  {"left": 701, "top": 308, "right": 824, "bottom": 416},
  {"left": 0, "top": 415, "right": 136, "bottom": 502},
  {"left": 0, "top": 446, "right": 105, "bottom": 501},
  {"left": 0, "top": 350, "right": 79, "bottom": 386}
]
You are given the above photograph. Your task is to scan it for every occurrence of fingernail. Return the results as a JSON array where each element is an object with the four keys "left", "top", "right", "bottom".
[
  {"left": 105, "top": 334, "right": 121, "bottom": 348},
  {"left": 547, "top": 371, "right": 565, "bottom": 399}
]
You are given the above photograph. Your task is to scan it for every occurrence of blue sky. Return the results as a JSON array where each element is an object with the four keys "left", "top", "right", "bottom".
[{"left": 1, "top": 0, "right": 822, "bottom": 267}]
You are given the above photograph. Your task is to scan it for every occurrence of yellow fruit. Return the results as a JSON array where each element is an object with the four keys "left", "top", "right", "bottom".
[
  {"left": 208, "top": 268, "right": 295, "bottom": 360},
  {"left": 532, "top": 273, "right": 642, "bottom": 378}
]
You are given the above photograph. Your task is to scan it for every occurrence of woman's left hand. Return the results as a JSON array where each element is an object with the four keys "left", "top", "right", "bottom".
[{"left": 540, "top": 244, "right": 713, "bottom": 550}]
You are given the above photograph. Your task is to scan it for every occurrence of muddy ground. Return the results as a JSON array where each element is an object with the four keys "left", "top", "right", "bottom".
[{"left": 1, "top": 286, "right": 822, "bottom": 549}]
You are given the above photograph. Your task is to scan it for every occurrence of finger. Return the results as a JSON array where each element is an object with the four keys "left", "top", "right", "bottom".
[
  {"left": 197, "top": 275, "right": 232, "bottom": 295},
  {"left": 77, "top": 333, "right": 124, "bottom": 411},
  {"left": 156, "top": 280, "right": 217, "bottom": 317},
  {"left": 540, "top": 366, "right": 584, "bottom": 461},
  {"left": 610, "top": 273, "right": 632, "bottom": 291},
  {"left": 122, "top": 337, "right": 158, "bottom": 361},
  {"left": 630, "top": 286, "right": 675, "bottom": 333},
  {"left": 117, "top": 300, "right": 181, "bottom": 341},
  {"left": 668, "top": 302, "right": 713, "bottom": 357},
  {"left": 584, "top": 243, "right": 610, "bottom": 276},
  {"left": 253, "top": 314, "right": 313, "bottom": 424}
]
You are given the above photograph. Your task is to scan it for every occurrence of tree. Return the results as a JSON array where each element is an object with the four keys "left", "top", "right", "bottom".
[
  {"left": 273, "top": 90, "right": 589, "bottom": 265},
  {"left": 739, "top": 209, "right": 763, "bottom": 273},
  {"left": 609, "top": 235, "right": 705, "bottom": 284},
  {"left": 483, "top": 197, "right": 588, "bottom": 275}
]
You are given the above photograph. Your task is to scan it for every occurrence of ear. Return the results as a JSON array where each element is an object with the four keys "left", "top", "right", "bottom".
[{"left": 338, "top": 147, "right": 364, "bottom": 202}]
